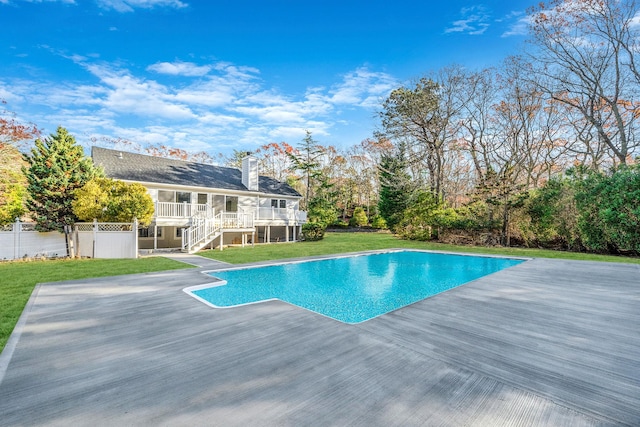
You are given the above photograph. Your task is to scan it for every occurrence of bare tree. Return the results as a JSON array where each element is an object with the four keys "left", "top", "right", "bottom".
[{"left": 528, "top": 0, "right": 640, "bottom": 164}]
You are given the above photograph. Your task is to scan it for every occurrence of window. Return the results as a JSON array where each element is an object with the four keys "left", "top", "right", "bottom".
[
  {"left": 197, "top": 193, "right": 208, "bottom": 205},
  {"left": 212, "top": 195, "right": 225, "bottom": 212},
  {"left": 158, "top": 190, "right": 191, "bottom": 203},
  {"left": 271, "top": 199, "right": 287, "bottom": 209},
  {"left": 226, "top": 196, "right": 238, "bottom": 212},
  {"left": 176, "top": 191, "right": 191, "bottom": 203},
  {"left": 176, "top": 227, "right": 183, "bottom": 238},
  {"left": 138, "top": 227, "right": 162, "bottom": 238},
  {"left": 158, "top": 190, "right": 174, "bottom": 203}
]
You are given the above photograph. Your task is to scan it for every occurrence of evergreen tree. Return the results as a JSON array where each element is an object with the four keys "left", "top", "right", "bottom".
[
  {"left": 288, "top": 130, "right": 325, "bottom": 208},
  {"left": 23, "top": 126, "right": 101, "bottom": 232},
  {"left": 377, "top": 142, "right": 412, "bottom": 230},
  {"left": 350, "top": 206, "right": 368, "bottom": 227}
]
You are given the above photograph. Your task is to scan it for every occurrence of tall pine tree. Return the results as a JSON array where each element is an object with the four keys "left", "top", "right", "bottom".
[
  {"left": 23, "top": 126, "right": 100, "bottom": 232},
  {"left": 378, "top": 142, "right": 413, "bottom": 230},
  {"left": 288, "top": 130, "right": 325, "bottom": 209}
]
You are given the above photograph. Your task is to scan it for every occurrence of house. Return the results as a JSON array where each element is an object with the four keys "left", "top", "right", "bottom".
[{"left": 92, "top": 147, "right": 307, "bottom": 253}]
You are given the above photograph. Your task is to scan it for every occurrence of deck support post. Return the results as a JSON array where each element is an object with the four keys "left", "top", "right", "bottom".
[{"left": 153, "top": 224, "right": 158, "bottom": 250}]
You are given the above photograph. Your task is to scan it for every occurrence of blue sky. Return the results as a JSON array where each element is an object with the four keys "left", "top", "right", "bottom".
[{"left": 1, "top": 0, "right": 534, "bottom": 156}]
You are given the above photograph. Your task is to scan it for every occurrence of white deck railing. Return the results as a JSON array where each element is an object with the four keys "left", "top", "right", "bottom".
[
  {"left": 219, "top": 212, "right": 255, "bottom": 229},
  {"left": 255, "top": 207, "right": 307, "bottom": 223},
  {"left": 155, "top": 202, "right": 306, "bottom": 224},
  {"left": 155, "top": 202, "right": 213, "bottom": 218}
]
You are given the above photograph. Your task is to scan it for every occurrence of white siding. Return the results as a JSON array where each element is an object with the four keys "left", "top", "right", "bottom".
[
  {"left": 239, "top": 195, "right": 257, "bottom": 212},
  {"left": 241, "top": 156, "right": 259, "bottom": 191}
]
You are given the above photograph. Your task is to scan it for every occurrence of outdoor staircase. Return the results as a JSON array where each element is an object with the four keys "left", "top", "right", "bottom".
[{"left": 181, "top": 211, "right": 255, "bottom": 254}]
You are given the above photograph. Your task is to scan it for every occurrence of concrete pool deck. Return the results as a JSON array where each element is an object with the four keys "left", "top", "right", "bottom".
[{"left": 0, "top": 253, "right": 638, "bottom": 426}]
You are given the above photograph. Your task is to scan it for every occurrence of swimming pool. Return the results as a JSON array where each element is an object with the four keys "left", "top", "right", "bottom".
[{"left": 185, "top": 250, "right": 525, "bottom": 324}]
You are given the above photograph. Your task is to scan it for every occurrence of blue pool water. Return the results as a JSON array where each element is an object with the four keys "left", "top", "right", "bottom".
[{"left": 187, "top": 250, "right": 524, "bottom": 324}]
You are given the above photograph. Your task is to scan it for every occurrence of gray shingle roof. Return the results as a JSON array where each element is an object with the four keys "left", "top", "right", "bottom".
[{"left": 92, "top": 147, "right": 301, "bottom": 197}]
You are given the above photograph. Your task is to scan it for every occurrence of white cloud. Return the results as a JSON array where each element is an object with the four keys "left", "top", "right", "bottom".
[
  {"left": 95, "top": 0, "right": 186, "bottom": 12},
  {"left": 329, "top": 67, "right": 397, "bottom": 108},
  {"left": 445, "top": 5, "right": 491, "bottom": 35},
  {"left": 3, "top": 53, "right": 398, "bottom": 155},
  {"left": 501, "top": 11, "right": 531, "bottom": 37},
  {"left": 0, "top": 81, "right": 25, "bottom": 104},
  {"left": 147, "top": 61, "right": 211, "bottom": 77},
  {"left": 85, "top": 64, "right": 195, "bottom": 119},
  {"left": 5, "top": 0, "right": 76, "bottom": 3}
]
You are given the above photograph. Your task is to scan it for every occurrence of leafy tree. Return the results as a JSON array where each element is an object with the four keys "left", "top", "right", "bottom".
[
  {"left": 0, "top": 145, "right": 27, "bottom": 224},
  {"left": 0, "top": 100, "right": 40, "bottom": 224},
  {"left": 1, "top": 99, "right": 40, "bottom": 148},
  {"left": 378, "top": 71, "right": 466, "bottom": 200},
  {"left": 377, "top": 142, "right": 413, "bottom": 230},
  {"left": 23, "top": 126, "right": 101, "bottom": 232},
  {"left": 0, "top": 179, "right": 26, "bottom": 225},
  {"left": 73, "top": 177, "right": 154, "bottom": 226}
]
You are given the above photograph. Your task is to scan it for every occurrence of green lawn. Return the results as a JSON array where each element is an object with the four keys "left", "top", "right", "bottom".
[
  {"left": 199, "top": 231, "right": 640, "bottom": 265},
  {"left": 0, "top": 257, "right": 191, "bottom": 353}
]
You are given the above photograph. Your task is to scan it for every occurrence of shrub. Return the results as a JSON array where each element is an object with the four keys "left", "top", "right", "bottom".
[
  {"left": 331, "top": 220, "right": 349, "bottom": 229},
  {"left": 525, "top": 179, "right": 580, "bottom": 250},
  {"left": 370, "top": 215, "right": 387, "bottom": 229},
  {"left": 574, "top": 165, "right": 640, "bottom": 254},
  {"left": 302, "top": 223, "right": 326, "bottom": 241},
  {"left": 350, "top": 207, "right": 368, "bottom": 227}
]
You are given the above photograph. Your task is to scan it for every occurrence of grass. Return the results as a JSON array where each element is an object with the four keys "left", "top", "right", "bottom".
[
  {"left": 199, "top": 231, "right": 640, "bottom": 265},
  {"left": 0, "top": 257, "right": 191, "bottom": 353}
]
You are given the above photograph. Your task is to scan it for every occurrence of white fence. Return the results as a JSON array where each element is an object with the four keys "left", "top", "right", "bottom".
[
  {"left": 73, "top": 220, "right": 138, "bottom": 259},
  {"left": 0, "top": 220, "right": 139, "bottom": 260},
  {"left": 0, "top": 220, "right": 68, "bottom": 260}
]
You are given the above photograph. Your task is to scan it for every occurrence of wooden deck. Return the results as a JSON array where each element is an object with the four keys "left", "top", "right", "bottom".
[{"left": 0, "top": 254, "right": 638, "bottom": 426}]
